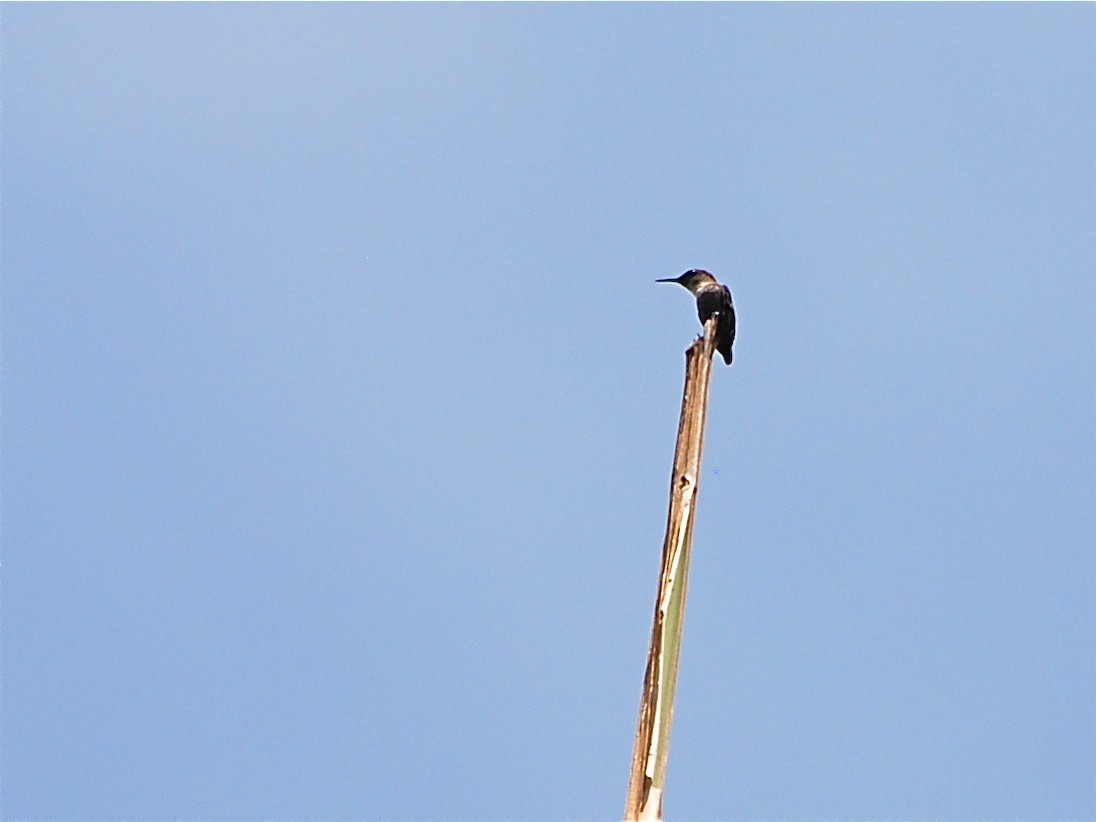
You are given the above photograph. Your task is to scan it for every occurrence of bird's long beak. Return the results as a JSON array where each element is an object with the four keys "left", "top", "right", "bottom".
[{"left": 655, "top": 277, "right": 678, "bottom": 283}]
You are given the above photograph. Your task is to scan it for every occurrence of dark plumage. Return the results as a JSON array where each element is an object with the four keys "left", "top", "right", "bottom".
[{"left": 656, "top": 269, "right": 736, "bottom": 365}]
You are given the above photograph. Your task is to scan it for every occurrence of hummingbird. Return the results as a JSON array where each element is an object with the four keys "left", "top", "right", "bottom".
[{"left": 657, "top": 269, "right": 736, "bottom": 365}]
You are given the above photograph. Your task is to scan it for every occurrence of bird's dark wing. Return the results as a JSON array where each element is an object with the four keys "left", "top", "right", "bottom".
[
  {"left": 721, "top": 284, "right": 736, "bottom": 345},
  {"left": 707, "top": 285, "right": 735, "bottom": 365}
]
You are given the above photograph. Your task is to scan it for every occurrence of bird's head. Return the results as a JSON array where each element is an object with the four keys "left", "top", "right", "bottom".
[{"left": 656, "top": 269, "right": 717, "bottom": 295}]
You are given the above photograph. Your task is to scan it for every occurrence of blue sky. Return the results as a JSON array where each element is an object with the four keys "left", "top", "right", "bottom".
[{"left": 4, "top": 4, "right": 1093, "bottom": 820}]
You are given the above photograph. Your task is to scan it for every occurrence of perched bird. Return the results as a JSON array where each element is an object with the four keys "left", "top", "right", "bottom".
[{"left": 656, "top": 269, "right": 736, "bottom": 365}]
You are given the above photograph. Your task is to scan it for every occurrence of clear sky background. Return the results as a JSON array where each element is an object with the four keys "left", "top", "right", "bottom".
[{"left": 4, "top": 4, "right": 1093, "bottom": 820}]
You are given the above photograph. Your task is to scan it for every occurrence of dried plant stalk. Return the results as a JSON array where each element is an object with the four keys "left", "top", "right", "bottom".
[{"left": 624, "top": 318, "right": 719, "bottom": 821}]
